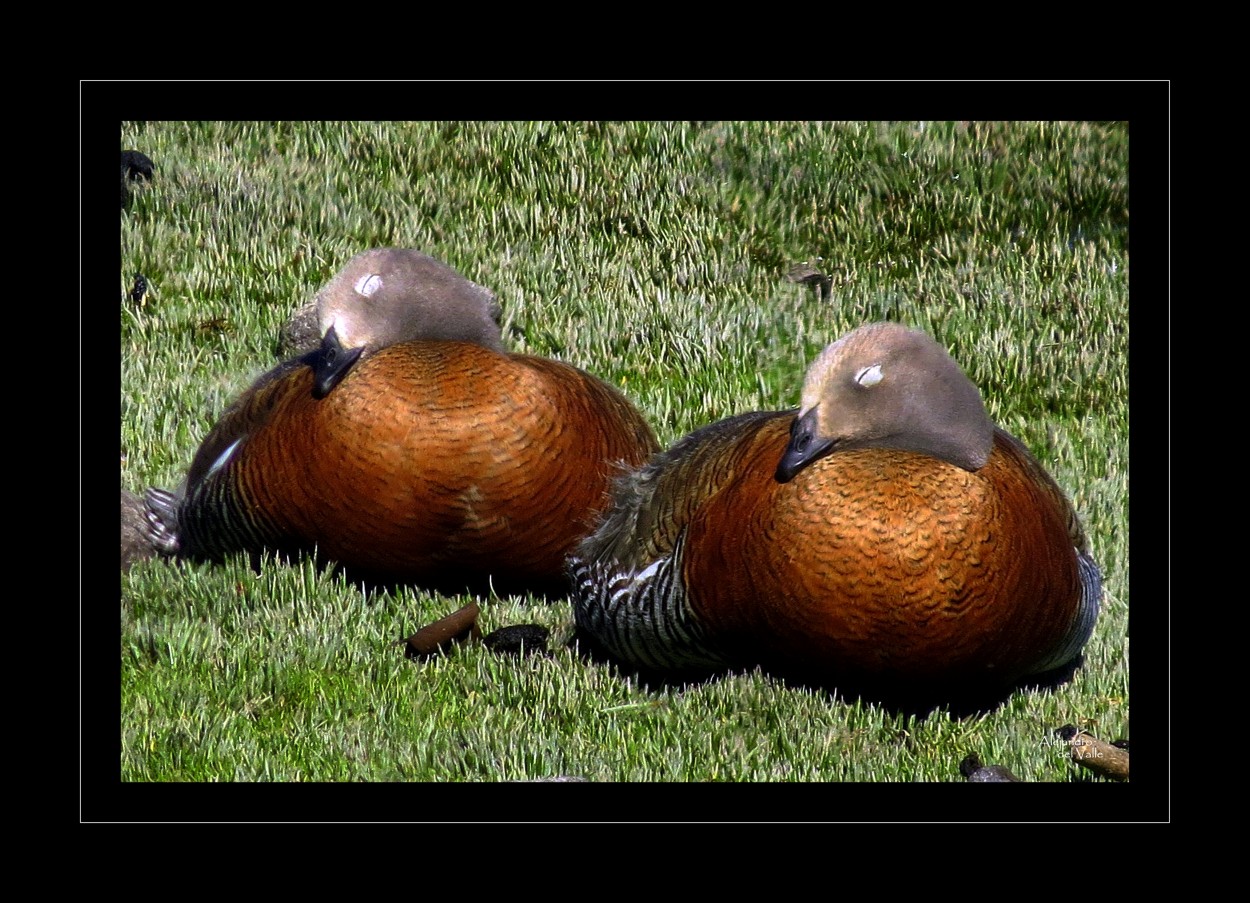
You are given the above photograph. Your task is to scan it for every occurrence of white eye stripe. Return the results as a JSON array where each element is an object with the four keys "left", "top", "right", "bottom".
[
  {"left": 354, "top": 273, "right": 383, "bottom": 297},
  {"left": 855, "top": 364, "right": 884, "bottom": 387}
]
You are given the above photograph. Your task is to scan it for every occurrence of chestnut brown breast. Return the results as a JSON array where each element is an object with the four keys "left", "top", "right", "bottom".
[
  {"left": 571, "top": 415, "right": 1100, "bottom": 689},
  {"left": 161, "top": 340, "right": 659, "bottom": 593}
]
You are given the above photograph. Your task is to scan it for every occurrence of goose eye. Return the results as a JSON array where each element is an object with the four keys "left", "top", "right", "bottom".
[
  {"left": 354, "top": 273, "right": 383, "bottom": 297},
  {"left": 855, "top": 364, "right": 883, "bottom": 387}
]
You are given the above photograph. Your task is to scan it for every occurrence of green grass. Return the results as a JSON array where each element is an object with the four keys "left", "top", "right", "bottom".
[{"left": 115, "top": 120, "right": 1135, "bottom": 794}]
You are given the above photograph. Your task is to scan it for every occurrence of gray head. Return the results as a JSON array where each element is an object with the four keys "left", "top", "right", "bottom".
[
  {"left": 775, "top": 322, "right": 994, "bottom": 482},
  {"left": 310, "top": 248, "right": 505, "bottom": 396}
]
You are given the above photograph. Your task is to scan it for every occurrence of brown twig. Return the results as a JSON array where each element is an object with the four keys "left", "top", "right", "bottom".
[
  {"left": 402, "top": 602, "right": 481, "bottom": 660},
  {"left": 1056, "top": 725, "right": 1129, "bottom": 781}
]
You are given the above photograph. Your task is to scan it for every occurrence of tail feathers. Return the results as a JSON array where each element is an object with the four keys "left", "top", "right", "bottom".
[
  {"left": 1031, "top": 549, "right": 1103, "bottom": 675},
  {"left": 144, "top": 488, "right": 182, "bottom": 555}
]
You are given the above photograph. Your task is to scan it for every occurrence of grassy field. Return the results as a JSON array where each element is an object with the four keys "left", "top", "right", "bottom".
[{"left": 100, "top": 114, "right": 1158, "bottom": 815}]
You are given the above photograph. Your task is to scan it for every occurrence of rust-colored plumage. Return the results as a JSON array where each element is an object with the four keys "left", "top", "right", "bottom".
[
  {"left": 572, "top": 322, "right": 1100, "bottom": 693},
  {"left": 147, "top": 249, "right": 658, "bottom": 594}
]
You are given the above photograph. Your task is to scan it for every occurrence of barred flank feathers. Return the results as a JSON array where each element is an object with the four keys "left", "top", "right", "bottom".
[{"left": 571, "top": 529, "right": 726, "bottom": 673}]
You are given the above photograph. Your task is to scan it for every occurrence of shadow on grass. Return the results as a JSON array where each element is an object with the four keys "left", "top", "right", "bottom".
[
  {"left": 145, "top": 542, "right": 576, "bottom": 606},
  {"left": 567, "top": 625, "right": 1087, "bottom": 721}
]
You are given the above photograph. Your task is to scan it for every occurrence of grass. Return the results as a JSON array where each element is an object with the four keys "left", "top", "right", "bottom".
[{"left": 103, "top": 116, "right": 1154, "bottom": 812}]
